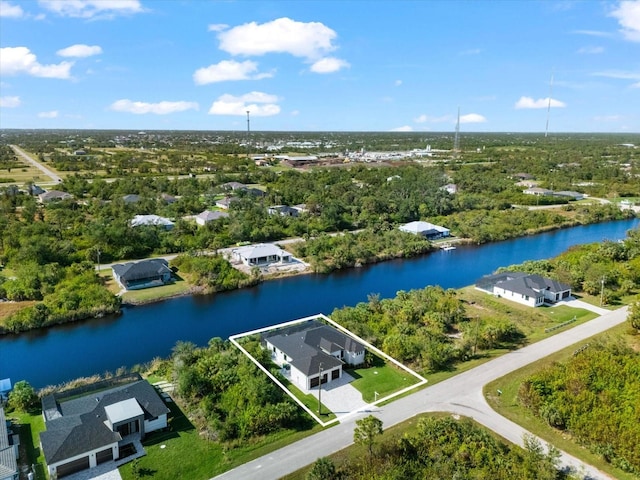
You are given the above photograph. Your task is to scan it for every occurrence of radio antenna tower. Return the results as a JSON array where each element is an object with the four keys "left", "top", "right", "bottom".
[
  {"left": 453, "top": 106, "right": 460, "bottom": 157},
  {"left": 545, "top": 71, "right": 554, "bottom": 138},
  {"left": 246, "top": 110, "right": 250, "bottom": 158}
]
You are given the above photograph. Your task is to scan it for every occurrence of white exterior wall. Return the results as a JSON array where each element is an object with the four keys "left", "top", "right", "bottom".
[
  {"left": 144, "top": 413, "right": 167, "bottom": 433},
  {"left": 265, "top": 341, "right": 289, "bottom": 366},
  {"left": 290, "top": 365, "right": 307, "bottom": 390},
  {"left": 345, "top": 350, "right": 365, "bottom": 365},
  {"left": 48, "top": 442, "right": 118, "bottom": 477},
  {"left": 494, "top": 287, "right": 542, "bottom": 307}
]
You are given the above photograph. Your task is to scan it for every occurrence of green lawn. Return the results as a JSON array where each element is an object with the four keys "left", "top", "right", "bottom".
[
  {"left": 484, "top": 323, "right": 638, "bottom": 480},
  {"left": 121, "top": 278, "right": 192, "bottom": 304},
  {"left": 348, "top": 357, "right": 419, "bottom": 403},
  {"left": 9, "top": 409, "right": 47, "bottom": 480},
  {"left": 119, "top": 400, "right": 327, "bottom": 480}
]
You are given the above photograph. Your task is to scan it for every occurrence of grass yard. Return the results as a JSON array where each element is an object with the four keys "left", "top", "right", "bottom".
[
  {"left": 9, "top": 409, "right": 47, "bottom": 480},
  {"left": 348, "top": 356, "right": 418, "bottom": 403},
  {"left": 282, "top": 380, "right": 336, "bottom": 421},
  {"left": 0, "top": 300, "right": 37, "bottom": 325},
  {"left": 119, "top": 400, "right": 328, "bottom": 480},
  {"left": 121, "top": 278, "right": 192, "bottom": 304},
  {"left": 484, "top": 323, "right": 638, "bottom": 480}
]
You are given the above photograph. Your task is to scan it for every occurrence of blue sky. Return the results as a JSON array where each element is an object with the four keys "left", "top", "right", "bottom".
[{"left": 1, "top": 0, "right": 639, "bottom": 132}]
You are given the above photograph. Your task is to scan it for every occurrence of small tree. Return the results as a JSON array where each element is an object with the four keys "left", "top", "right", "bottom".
[
  {"left": 8, "top": 380, "right": 38, "bottom": 412},
  {"left": 306, "top": 457, "right": 337, "bottom": 480},
  {"left": 628, "top": 301, "right": 640, "bottom": 332},
  {"left": 353, "top": 414, "right": 383, "bottom": 457}
]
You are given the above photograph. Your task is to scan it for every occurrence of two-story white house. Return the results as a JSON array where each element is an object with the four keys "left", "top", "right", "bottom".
[{"left": 263, "top": 321, "right": 365, "bottom": 391}]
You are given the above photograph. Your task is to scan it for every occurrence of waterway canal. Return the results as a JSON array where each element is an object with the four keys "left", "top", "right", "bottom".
[{"left": 2, "top": 218, "right": 638, "bottom": 388}]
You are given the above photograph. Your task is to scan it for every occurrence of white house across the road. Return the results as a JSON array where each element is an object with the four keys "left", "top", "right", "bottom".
[
  {"left": 262, "top": 320, "right": 365, "bottom": 391},
  {"left": 475, "top": 272, "right": 572, "bottom": 307},
  {"left": 399, "top": 221, "right": 450, "bottom": 239},
  {"left": 232, "top": 243, "right": 293, "bottom": 267}
]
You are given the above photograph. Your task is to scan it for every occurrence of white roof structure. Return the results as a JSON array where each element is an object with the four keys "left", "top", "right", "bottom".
[
  {"left": 104, "top": 398, "right": 143, "bottom": 425},
  {"left": 196, "top": 210, "right": 228, "bottom": 224},
  {"left": 130, "top": 214, "right": 174, "bottom": 228},
  {"left": 399, "top": 221, "right": 449, "bottom": 236},
  {"left": 233, "top": 243, "right": 291, "bottom": 260}
]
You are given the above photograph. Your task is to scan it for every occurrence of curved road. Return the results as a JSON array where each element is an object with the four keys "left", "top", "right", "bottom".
[
  {"left": 215, "top": 305, "right": 628, "bottom": 480},
  {"left": 10, "top": 144, "right": 63, "bottom": 183}
]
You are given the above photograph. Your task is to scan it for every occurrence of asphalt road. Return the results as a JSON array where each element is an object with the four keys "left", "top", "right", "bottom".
[
  {"left": 10, "top": 144, "right": 63, "bottom": 183},
  {"left": 215, "top": 306, "right": 628, "bottom": 480}
]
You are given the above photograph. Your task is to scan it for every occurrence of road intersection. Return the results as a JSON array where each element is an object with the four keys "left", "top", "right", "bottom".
[{"left": 215, "top": 304, "right": 627, "bottom": 480}]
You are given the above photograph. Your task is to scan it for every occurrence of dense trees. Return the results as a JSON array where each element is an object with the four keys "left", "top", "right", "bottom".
[
  {"left": 171, "top": 337, "right": 309, "bottom": 442},
  {"left": 170, "top": 254, "right": 259, "bottom": 293},
  {"left": 7, "top": 380, "right": 38, "bottom": 411},
  {"left": 326, "top": 416, "right": 564, "bottom": 479},
  {"left": 518, "top": 340, "right": 640, "bottom": 475}
]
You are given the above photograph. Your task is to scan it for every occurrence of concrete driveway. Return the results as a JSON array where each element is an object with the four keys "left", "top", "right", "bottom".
[{"left": 302, "top": 372, "right": 368, "bottom": 416}]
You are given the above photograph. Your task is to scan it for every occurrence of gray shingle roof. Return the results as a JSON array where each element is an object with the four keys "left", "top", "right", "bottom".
[
  {"left": 112, "top": 259, "right": 170, "bottom": 283},
  {"left": 40, "top": 375, "right": 169, "bottom": 465},
  {"left": 0, "top": 407, "right": 18, "bottom": 479},
  {"left": 263, "top": 321, "right": 364, "bottom": 376}
]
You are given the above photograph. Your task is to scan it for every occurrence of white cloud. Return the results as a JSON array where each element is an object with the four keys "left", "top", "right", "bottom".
[
  {"left": 572, "top": 29, "right": 612, "bottom": 37},
  {"left": 460, "top": 113, "right": 487, "bottom": 124},
  {"left": 459, "top": 48, "right": 482, "bottom": 55},
  {"left": 577, "top": 46, "right": 604, "bottom": 54},
  {"left": 0, "top": 96, "right": 20, "bottom": 107},
  {"left": 609, "top": 1, "right": 640, "bottom": 42},
  {"left": 0, "top": 46, "right": 73, "bottom": 78},
  {"left": 632, "top": 81, "right": 640, "bottom": 88},
  {"left": 193, "top": 60, "right": 272, "bottom": 84},
  {"left": 309, "top": 57, "right": 349, "bottom": 73},
  {"left": 414, "top": 114, "right": 451, "bottom": 124},
  {"left": 39, "top": 0, "right": 143, "bottom": 19},
  {"left": 394, "top": 80, "right": 402, "bottom": 86},
  {"left": 515, "top": 96, "right": 566, "bottom": 109},
  {"left": 218, "top": 17, "right": 338, "bottom": 60},
  {"left": 593, "top": 114, "right": 623, "bottom": 122},
  {"left": 0, "top": 1, "right": 23, "bottom": 17},
  {"left": 57, "top": 44, "right": 102, "bottom": 57},
  {"left": 38, "top": 110, "right": 58, "bottom": 118},
  {"left": 290, "top": 110, "right": 299, "bottom": 116},
  {"left": 109, "top": 99, "right": 199, "bottom": 115},
  {"left": 391, "top": 125, "right": 413, "bottom": 132},
  {"left": 208, "top": 91, "right": 281, "bottom": 117},
  {"left": 208, "top": 23, "right": 228, "bottom": 32},
  {"left": 592, "top": 70, "right": 640, "bottom": 80}
]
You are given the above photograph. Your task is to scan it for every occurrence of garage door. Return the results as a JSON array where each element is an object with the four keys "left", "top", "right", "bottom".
[
  {"left": 97, "top": 447, "right": 113, "bottom": 465},
  {"left": 57, "top": 456, "right": 90, "bottom": 478}
]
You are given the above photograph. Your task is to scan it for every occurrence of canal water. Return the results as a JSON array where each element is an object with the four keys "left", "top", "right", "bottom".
[{"left": 2, "top": 218, "right": 638, "bottom": 388}]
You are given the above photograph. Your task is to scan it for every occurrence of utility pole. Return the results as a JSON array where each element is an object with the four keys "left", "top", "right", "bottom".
[
  {"left": 96, "top": 247, "right": 101, "bottom": 274},
  {"left": 317, "top": 362, "right": 323, "bottom": 415},
  {"left": 246, "top": 110, "right": 250, "bottom": 159},
  {"left": 600, "top": 275, "right": 606, "bottom": 307}
]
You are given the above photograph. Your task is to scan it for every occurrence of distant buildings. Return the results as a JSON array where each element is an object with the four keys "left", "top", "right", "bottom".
[
  {"left": 38, "top": 190, "right": 73, "bottom": 203},
  {"left": 399, "top": 221, "right": 450, "bottom": 239},
  {"left": 232, "top": 243, "right": 293, "bottom": 267},
  {"left": 195, "top": 210, "right": 229, "bottom": 226},
  {"left": 130, "top": 214, "right": 174, "bottom": 229}
]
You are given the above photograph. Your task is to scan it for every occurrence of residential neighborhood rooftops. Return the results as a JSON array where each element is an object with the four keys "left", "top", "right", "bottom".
[
  {"left": 195, "top": 210, "right": 229, "bottom": 224},
  {"left": 0, "top": 407, "right": 18, "bottom": 480},
  {"left": 130, "top": 214, "right": 174, "bottom": 228},
  {"left": 38, "top": 190, "right": 73, "bottom": 203},
  {"left": 399, "top": 221, "right": 450, "bottom": 237}
]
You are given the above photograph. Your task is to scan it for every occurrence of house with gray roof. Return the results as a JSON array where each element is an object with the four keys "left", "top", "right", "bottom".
[
  {"left": 262, "top": 320, "right": 365, "bottom": 390},
  {"left": 39, "top": 374, "right": 169, "bottom": 479},
  {"left": 38, "top": 190, "right": 73, "bottom": 203},
  {"left": 0, "top": 407, "right": 18, "bottom": 480},
  {"left": 195, "top": 210, "right": 229, "bottom": 226},
  {"left": 112, "top": 259, "right": 172, "bottom": 290},
  {"left": 476, "top": 272, "right": 571, "bottom": 307}
]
